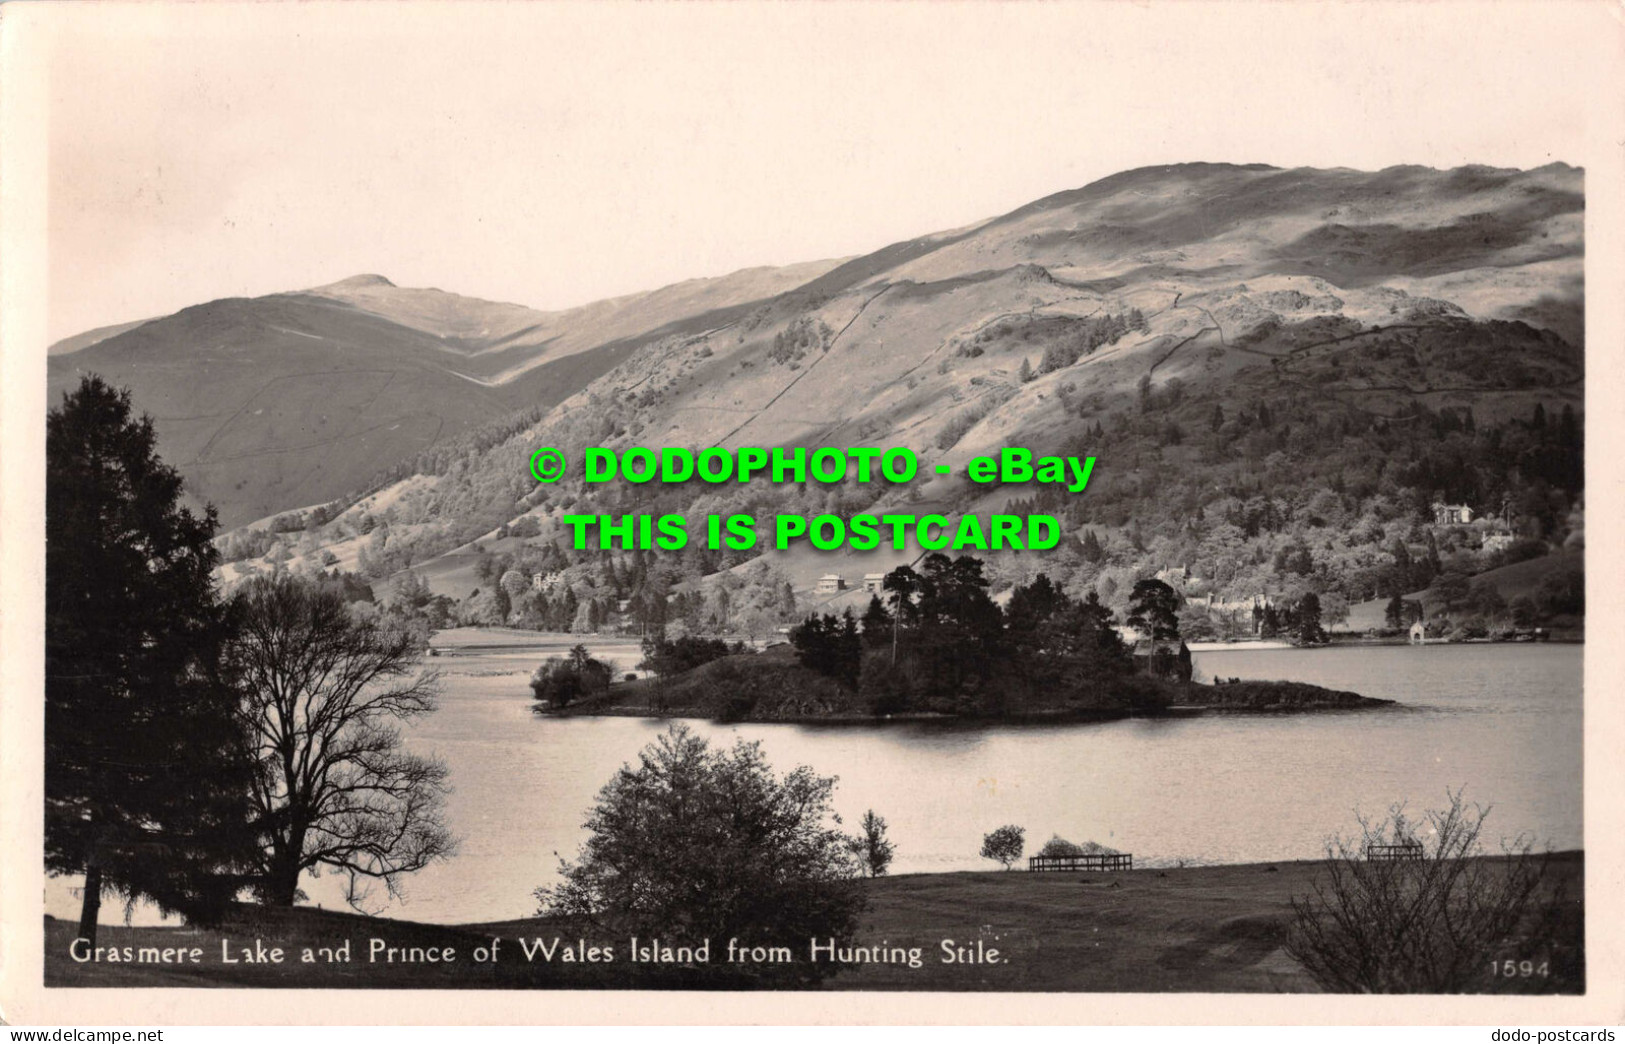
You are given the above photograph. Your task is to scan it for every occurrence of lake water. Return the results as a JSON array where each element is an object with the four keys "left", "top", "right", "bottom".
[{"left": 46, "top": 638, "right": 1583, "bottom": 927}]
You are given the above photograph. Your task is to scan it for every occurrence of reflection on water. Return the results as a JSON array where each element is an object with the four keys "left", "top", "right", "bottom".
[{"left": 46, "top": 641, "right": 1582, "bottom": 926}]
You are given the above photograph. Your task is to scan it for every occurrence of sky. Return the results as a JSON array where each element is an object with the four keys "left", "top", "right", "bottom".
[{"left": 39, "top": 1, "right": 1609, "bottom": 344}]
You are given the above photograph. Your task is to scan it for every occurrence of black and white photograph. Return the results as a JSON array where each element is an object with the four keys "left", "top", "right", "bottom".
[{"left": 1, "top": 0, "right": 1621, "bottom": 1028}]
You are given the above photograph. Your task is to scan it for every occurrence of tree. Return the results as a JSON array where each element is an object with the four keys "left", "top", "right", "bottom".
[
  {"left": 791, "top": 610, "right": 862, "bottom": 688},
  {"left": 639, "top": 633, "right": 732, "bottom": 676},
  {"left": 499, "top": 569, "right": 530, "bottom": 599},
  {"left": 1017, "top": 357, "right": 1034, "bottom": 383},
  {"left": 1384, "top": 593, "right": 1407, "bottom": 630},
  {"left": 1127, "top": 578, "right": 1181, "bottom": 640},
  {"left": 536, "top": 725, "right": 866, "bottom": 984},
  {"left": 46, "top": 377, "right": 257, "bottom": 944},
  {"left": 1467, "top": 581, "right": 1507, "bottom": 619},
  {"left": 1294, "top": 592, "right": 1328, "bottom": 645},
  {"left": 1004, "top": 573, "right": 1066, "bottom": 644},
  {"left": 980, "top": 825, "right": 1026, "bottom": 870},
  {"left": 859, "top": 594, "right": 894, "bottom": 650},
  {"left": 1432, "top": 569, "right": 1472, "bottom": 611},
  {"left": 846, "top": 810, "right": 895, "bottom": 878},
  {"left": 227, "top": 575, "right": 455, "bottom": 908},
  {"left": 890, "top": 554, "right": 1005, "bottom": 702},
  {"left": 531, "top": 645, "right": 613, "bottom": 707},
  {"left": 1287, "top": 792, "right": 1564, "bottom": 992}
]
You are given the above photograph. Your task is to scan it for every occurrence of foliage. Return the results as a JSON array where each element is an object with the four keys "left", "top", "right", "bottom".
[
  {"left": 980, "top": 825, "right": 1026, "bottom": 870},
  {"left": 768, "top": 316, "right": 834, "bottom": 366},
  {"left": 639, "top": 633, "right": 735, "bottom": 676},
  {"left": 1034, "top": 310, "right": 1148, "bottom": 374},
  {"left": 859, "top": 595, "right": 894, "bottom": 650},
  {"left": 536, "top": 725, "right": 866, "bottom": 984},
  {"left": 1293, "top": 592, "right": 1329, "bottom": 645},
  {"left": 847, "top": 809, "right": 895, "bottom": 878},
  {"left": 227, "top": 574, "right": 455, "bottom": 908},
  {"left": 884, "top": 554, "right": 1007, "bottom": 707},
  {"left": 614, "top": 644, "right": 848, "bottom": 722},
  {"left": 1287, "top": 791, "right": 1564, "bottom": 993},
  {"left": 1037, "top": 836, "right": 1085, "bottom": 858},
  {"left": 46, "top": 377, "right": 258, "bottom": 939},
  {"left": 1127, "top": 579, "right": 1181, "bottom": 640},
  {"left": 531, "top": 645, "right": 614, "bottom": 707},
  {"left": 790, "top": 609, "right": 862, "bottom": 688}
]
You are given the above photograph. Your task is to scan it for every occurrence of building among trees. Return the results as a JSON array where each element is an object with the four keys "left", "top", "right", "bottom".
[{"left": 1432, "top": 502, "right": 1475, "bottom": 526}]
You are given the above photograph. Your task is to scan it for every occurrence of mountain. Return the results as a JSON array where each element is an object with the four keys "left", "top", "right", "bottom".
[
  {"left": 67, "top": 162, "right": 1582, "bottom": 628},
  {"left": 48, "top": 317, "right": 158, "bottom": 356},
  {"left": 47, "top": 261, "right": 845, "bottom": 528}
]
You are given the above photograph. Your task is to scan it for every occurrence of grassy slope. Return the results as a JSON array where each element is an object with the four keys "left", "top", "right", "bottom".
[
  {"left": 1343, "top": 551, "right": 1582, "bottom": 632},
  {"left": 45, "top": 853, "right": 1583, "bottom": 992}
]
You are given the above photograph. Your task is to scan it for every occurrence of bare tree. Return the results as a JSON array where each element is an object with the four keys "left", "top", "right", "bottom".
[
  {"left": 1287, "top": 790, "right": 1561, "bottom": 993},
  {"left": 228, "top": 575, "right": 455, "bottom": 908}
]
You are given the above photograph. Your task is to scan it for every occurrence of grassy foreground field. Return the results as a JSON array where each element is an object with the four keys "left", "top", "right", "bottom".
[{"left": 45, "top": 854, "right": 1582, "bottom": 992}]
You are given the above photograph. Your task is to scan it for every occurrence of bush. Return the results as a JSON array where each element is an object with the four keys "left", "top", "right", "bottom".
[
  {"left": 531, "top": 645, "right": 613, "bottom": 707},
  {"left": 535, "top": 725, "right": 866, "bottom": 985},
  {"left": 1287, "top": 791, "right": 1564, "bottom": 992},
  {"left": 1037, "top": 835, "right": 1121, "bottom": 858},
  {"left": 639, "top": 634, "right": 734, "bottom": 676},
  {"left": 1037, "top": 835, "right": 1085, "bottom": 858},
  {"left": 980, "top": 825, "right": 1026, "bottom": 870}
]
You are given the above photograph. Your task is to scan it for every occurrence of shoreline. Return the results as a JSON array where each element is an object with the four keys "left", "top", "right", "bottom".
[
  {"left": 538, "top": 700, "right": 1394, "bottom": 727},
  {"left": 428, "top": 627, "right": 1585, "bottom": 658}
]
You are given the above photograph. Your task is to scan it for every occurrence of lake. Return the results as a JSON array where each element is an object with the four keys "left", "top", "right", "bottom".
[{"left": 44, "top": 636, "right": 1583, "bottom": 927}]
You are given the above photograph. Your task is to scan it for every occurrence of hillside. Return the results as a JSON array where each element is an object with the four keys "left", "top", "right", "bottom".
[
  {"left": 95, "top": 163, "right": 1583, "bottom": 631},
  {"left": 1343, "top": 549, "right": 1583, "bottom": 632},
  {"left": 47, "top": 262, "right": 844, "bottom": 528}
]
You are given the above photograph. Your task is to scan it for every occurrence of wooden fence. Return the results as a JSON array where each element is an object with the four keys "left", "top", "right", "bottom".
[
  {"left": 1028, "top": 853, "right": 1133, "bottom": 872},
  {"left": 1366, "top": 842, "right": 1425, "bottom": 862}
]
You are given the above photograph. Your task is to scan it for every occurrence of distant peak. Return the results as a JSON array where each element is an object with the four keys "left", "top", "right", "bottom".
[{"left": 320, "top": 274, "right": 396, "bottom": 291}]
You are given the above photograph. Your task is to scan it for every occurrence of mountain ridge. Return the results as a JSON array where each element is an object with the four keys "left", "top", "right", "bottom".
[
  {"left": 52, "top": 162, "right": 1583, "bottom": 618},
  {"left": 244, "top": 161, "right": 1576, "bottom": 622},
  {"left": 47, "top": 258, "right": 848, "bottom": 526}
]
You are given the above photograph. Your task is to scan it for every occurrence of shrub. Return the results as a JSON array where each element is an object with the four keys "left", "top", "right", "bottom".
[
  {"left": 847, "top": 809, "right": 895, "bottom": 878},
  {"left": 639, "top": 634, "right": 734, "bottom": 676},
  {"left": 1038, "top": 835, "right": 1085, "bottom": 858},
  {"left": 1287, "top": 791, "right": 1564, "bottom": 992},
  {"left": 535, "top": 725, "right": 866, "bottom": 985}
]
